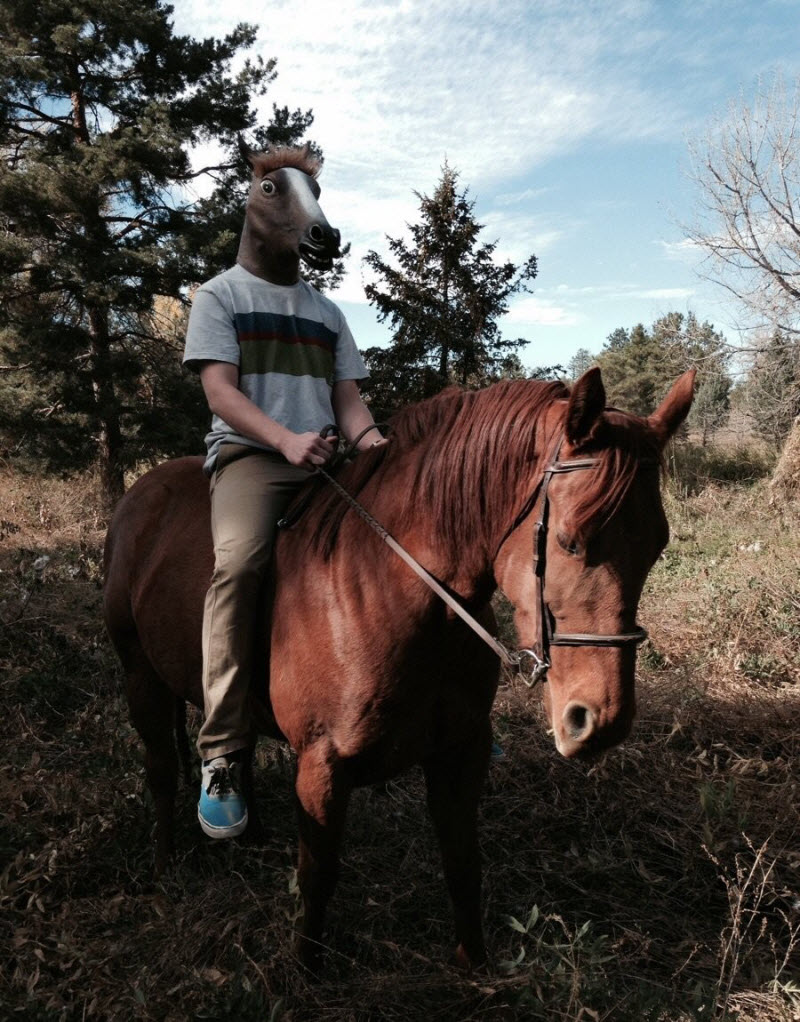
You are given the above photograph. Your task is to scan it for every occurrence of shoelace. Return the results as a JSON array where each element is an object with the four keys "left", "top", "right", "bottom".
[{"left": 206, "top": 764, "right": 239, "bottom": 797}]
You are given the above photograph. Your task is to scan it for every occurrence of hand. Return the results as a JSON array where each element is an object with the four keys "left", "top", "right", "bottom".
[{"left": 280, "top": 431, "right": 338, "bottom": 471}]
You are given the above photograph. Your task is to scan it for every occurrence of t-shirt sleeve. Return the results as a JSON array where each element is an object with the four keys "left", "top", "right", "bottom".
[
  {"left": 333, "top": 309, "right": 369, "bottom": 382},
  {"left": 183, "top": 286, "right": 240, "bottom": 373}
]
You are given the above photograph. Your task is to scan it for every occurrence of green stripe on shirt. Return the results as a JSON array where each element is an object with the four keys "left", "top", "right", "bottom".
[{"left": 239, "top": 336, "right": 334, "bottom": 383}]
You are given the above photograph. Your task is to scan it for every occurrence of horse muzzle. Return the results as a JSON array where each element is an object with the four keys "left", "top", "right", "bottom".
[
  {"left": 543, "top": 676, "right": 635, "bottom": 761},
  {"left": 299, "top": 225, "right": 341, "bottom": 270}
]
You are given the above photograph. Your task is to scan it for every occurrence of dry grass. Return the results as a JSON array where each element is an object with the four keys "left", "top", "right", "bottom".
[{"left": 2, "top": 458, "right": 800, "bottom": 1021}]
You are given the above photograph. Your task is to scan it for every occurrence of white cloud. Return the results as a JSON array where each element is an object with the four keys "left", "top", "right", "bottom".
[
  {"left": 171, "top": 0, "right": 691, "bottom": 236},
  {"left": 635, "top": 287, "right": 695, "bottom": 300},
  {"left": 504, "top": 296, "right": 582, "bottom": 328},
  {"left": 168, "top": 0, "right": 775, "bottom": 356},
  {"left": 658, "top": 238, "right": 703, "bottom": 262},
  {"left": 495, "top": 187, "right": 553, "bottom": 207},
  {"left": 536, "top": 283, "right": 695, "bottom": 303}
]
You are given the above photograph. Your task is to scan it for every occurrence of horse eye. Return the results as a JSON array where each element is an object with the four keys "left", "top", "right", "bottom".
[
  {"left": 556, "top": 532, "right": 580, "bottom": 556},
  {"left": 260, "top": 179, "right": 276, "bottom": 195}
]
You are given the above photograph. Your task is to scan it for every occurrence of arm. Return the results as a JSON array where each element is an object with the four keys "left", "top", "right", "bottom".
[
  {"left": 331, "top": 379, "right": 388, "bottom": 451},
  {"left": 199, "top": 361, "right": 336, "bottom": 470}
]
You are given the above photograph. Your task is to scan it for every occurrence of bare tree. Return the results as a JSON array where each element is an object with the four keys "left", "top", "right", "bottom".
[{"left": 686, "top": 73, "right": 800, "bottom": 339}]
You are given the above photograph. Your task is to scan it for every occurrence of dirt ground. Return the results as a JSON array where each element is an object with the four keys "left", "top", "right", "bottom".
[{"left": 2, "top": 465, "right": 799, "bottom": 1021}]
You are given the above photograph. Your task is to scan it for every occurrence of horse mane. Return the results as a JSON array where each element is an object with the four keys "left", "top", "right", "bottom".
[
  {"left": 569, "top": 409, "right": 665, "bottom": 542},
  {"left": 248, "top": 144, "right": 322, "bottom": 180},
  {"left": 304, "top": 379, "right": 664, "bottom": 560}
]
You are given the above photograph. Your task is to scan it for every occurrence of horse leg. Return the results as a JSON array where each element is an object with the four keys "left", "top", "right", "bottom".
[
  {"left": 174, "top": 697, "right": 193, "bottom": 788},
  {"left": 123, "top": 643, "right": 179, "bottom": 876},
  {"left": 423, "top": 719, "right": 492, "bottom": 970},
  {"left": 293, "top": 741, "right": 350, "bottom": 972},
  {"left": 240, "top": 738, "right": 266, "bottom": 844}
]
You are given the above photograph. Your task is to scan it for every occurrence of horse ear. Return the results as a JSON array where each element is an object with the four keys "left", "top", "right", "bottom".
[
  {"left": 565, "top": 367, "right": 606, "bottom": 445},
  {"left": 647, "top": 369, "right": 696, "bottom": 443},
  {"left": 237, "top": 134, "right": 256, "bottom": 169}
]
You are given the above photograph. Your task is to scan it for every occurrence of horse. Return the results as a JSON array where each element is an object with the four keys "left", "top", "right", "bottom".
[{"left": 104, "top": 363, "right": 695, "bottom": 970}]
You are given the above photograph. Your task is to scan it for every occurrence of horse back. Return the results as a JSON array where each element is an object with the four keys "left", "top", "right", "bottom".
[{"left": 103, "top": 457, "right": 212, "bottom": 705}]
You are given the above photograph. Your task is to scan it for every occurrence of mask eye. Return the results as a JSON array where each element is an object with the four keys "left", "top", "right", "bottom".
[
  {"left": 556, "top": 531, "right": 580, "bottom": 556},
  {"left": 260, "top": 179, "right": 276, "bottom": 195}
]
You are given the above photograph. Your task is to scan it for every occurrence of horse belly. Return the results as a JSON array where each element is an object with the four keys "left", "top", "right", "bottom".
[{"left": 104, "top": 458, "right": 212, "bottom": 706}]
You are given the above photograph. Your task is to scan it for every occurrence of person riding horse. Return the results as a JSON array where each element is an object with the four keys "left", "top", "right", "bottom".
[
  {"left": 105, "top": 146, "right": 695, "bottom": 970},
  {"left": 183, "top": 143, "right": 386, "bottom": 839}
]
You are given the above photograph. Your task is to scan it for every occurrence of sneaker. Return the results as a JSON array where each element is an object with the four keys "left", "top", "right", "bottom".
[{"left": 198, "top": 755, "right": 248, "bottom": 839}]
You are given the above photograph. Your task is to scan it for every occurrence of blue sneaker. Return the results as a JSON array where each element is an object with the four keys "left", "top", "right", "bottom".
[{"left": 198, "top": 756, "right": 248, "bottom": 839}]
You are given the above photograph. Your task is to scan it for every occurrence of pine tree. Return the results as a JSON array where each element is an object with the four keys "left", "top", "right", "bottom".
[
  {"left": 597, "top": 313, "right": 731, "bottom": 441},
  {"left": 567, "top": 347, "right": 595, "bottom": 381},
  {"left": 596, "top": 323, "right": 667, "bottom": 416},
  {"left": 0, "top": 0, "right": 316, "bottom": 507},
  {"left": 653, "top": 313, "right": 732, "bottom": 442},
  {"left": 745, "top": 331, "right": 800, "bottom": 446},
  {"left": 361, "top": 164, "right": 537, "bottom": 414}
]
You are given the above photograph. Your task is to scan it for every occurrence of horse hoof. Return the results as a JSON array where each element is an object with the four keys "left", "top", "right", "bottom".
[
  {"left": 153, "top": 842, "right": 175, "bottom": 879},
  {"left": 295, "top": 934, "right": 325, "bottom": 977},
  {"left": 453, "top": 942, "right": 487, "bottom": 973},
  {"left": 242, "top": 819, "right": 267, "bottom": 846}
]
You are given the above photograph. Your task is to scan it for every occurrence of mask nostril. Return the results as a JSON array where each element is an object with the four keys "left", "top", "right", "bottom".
[{"left": 309, "top": 224, "right": 324, "bottom": 243}]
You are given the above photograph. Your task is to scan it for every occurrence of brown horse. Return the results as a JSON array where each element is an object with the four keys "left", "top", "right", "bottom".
[{"left": 103, "top": 366, "right": 694, "bottom": 969}]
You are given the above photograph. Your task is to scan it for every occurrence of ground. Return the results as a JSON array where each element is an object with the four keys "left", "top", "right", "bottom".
[{"left": 1, "top": 460, "right": 799, "bottom": 1021}]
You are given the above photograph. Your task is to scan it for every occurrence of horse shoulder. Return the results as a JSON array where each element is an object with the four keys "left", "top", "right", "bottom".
[{"left": 269, "top": 515, "right": 452, "bottom": 761}]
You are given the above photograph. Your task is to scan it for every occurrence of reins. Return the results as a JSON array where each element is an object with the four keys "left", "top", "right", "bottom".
[
  {"left": 284, "top": 426, "right": 649, "bottom": 687},
  {"left": 281, "top": 424, "right": 522, "bottom": 670},
  {"left": 314, "top": 459, "right": 518, "bottom": 671}
]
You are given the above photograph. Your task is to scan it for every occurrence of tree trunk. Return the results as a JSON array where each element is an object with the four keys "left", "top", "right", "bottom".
[
  {"left": 88, "top": 306, "right": 125, "bottom": 511},
  {"left": 72, "top": 84, "right": 124, "bottom": 510},
  {"left": 438, "top": 259, "right": 450, "bottom": 382}
]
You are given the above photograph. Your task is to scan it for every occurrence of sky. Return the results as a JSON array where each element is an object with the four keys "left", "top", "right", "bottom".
[{"left": 171, "top": 0, "right": 800, "bottom": 372}]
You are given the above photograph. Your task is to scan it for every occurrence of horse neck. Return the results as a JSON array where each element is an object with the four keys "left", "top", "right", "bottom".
[{"left": 357, "top": 400, "right": 560, "bottom": 601}]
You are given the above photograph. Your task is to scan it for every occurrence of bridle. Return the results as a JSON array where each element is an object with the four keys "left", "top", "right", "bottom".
[
  {"left": 287, "top": 426, "right": 649, "bottom": 688},
  {"left": 506, "top": 435, "right": 649, "bottom": 686}
]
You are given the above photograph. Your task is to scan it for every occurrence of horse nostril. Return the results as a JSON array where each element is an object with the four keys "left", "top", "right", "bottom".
[
  {"left": 309, "top": 224, "right": 324, "bottom": 243},
  {"left": 563, "top": 701, "right": 597, "bottom": 742}
]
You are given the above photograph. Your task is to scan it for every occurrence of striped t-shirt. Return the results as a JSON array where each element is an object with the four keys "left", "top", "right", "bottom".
[{"left": 183, "top": 264, "right": 368, "bottom": 473}]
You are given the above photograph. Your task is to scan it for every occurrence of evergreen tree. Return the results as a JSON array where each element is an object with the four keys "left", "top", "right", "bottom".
[
  {"left": 596, "top": 323, "right": 667, "bottom": 415},
  {"left": 361, "top": 164, "right": 537, "bottom": 414},
  {"left": 745, "top": 331, "right": 800, "bottom": 446},
  {"left": 567, "top": 347, "right": 595, "bottom": 381},
  {"left": 0, "top": 0, "right": 317, "bottom": 507},
  {"left": 597, "top": 313, "right": 731, "bottom": 440}
]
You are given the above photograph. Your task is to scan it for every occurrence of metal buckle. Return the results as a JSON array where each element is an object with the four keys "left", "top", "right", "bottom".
[{"left": 511, "top": 648, "right": 550, "bottom": 687}]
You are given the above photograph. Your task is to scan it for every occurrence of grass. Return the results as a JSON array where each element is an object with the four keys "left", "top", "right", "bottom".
[{"left": 2, "top": 450, "right": 799, "bottom": 1021}]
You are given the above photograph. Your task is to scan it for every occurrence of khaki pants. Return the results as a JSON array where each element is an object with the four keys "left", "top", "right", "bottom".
[{"left": 197, "top": 444, "right": 309, "bottom": 760}]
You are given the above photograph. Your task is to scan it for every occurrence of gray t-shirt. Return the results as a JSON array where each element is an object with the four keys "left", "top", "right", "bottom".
[{"left": 183, "top": 264, "right": 368, "bottom": 473}]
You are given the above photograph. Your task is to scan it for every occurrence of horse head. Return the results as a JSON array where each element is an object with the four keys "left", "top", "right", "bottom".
[
  {"left": 494, "top": 368, "right": 695, "bottom": 760},
  {"left": 237, "top": 141, "right": 342, "bottom": 284}
]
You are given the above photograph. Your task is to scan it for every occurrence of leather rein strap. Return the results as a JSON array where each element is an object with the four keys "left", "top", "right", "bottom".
[
  {"left": 314, "top": 459, "right": 515, "bottom": 669},
  {"left": 299, "top": 428, "right": 648, "bottom": 687}
]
